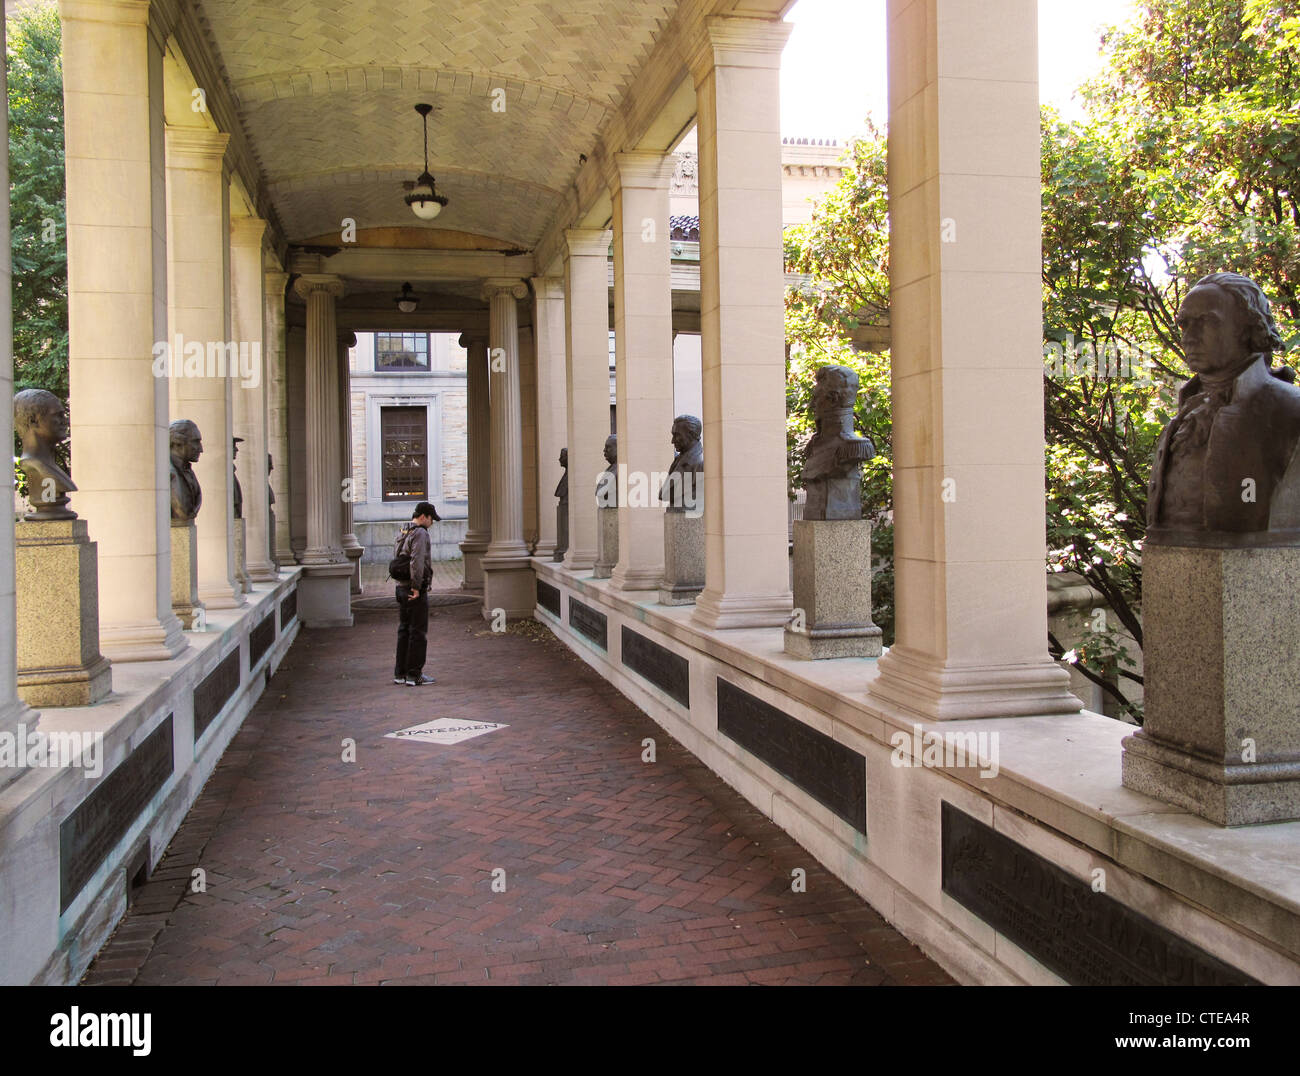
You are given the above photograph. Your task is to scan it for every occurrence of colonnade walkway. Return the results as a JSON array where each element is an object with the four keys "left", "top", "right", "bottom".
[{"left": 83, "top": 585, "right": 952, "bottom": 987}]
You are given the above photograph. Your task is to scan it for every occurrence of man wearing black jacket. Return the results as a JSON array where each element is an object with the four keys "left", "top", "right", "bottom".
[{"left": 394, "top": 501, "right": 439, "bottom": 686}]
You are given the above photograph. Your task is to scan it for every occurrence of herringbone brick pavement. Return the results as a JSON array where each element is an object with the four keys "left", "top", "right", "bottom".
[{"left": 84, "top": 596, "right": 954, "bottom": 986}]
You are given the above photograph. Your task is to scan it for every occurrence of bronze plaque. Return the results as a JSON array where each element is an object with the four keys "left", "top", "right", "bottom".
[
  {"left": 249, "top": 612, "right": 276, "bottom": 668},
  {"left": 60, "top": 717, "right": 174, "bottom": 911},
  {"left": 940, "top": 801, "right": 1259, "bottom": 985},
  {"left": 568, "top": 598, "right": 607, "bottom": 650},
  {"left": 716, "top": 678, "right": 865, "bottom": 833},
  {"left": 280, "top": 588, "right": 297, "bottom": 627},
  {"left": 537, "top": 579, "right": 561, "bottom": 618},
  {"left": 621, "top": 626, "right": 689, "bottom": 708},
  {"left": 194, "top": 648, "right": 241, "bottom": 742}
]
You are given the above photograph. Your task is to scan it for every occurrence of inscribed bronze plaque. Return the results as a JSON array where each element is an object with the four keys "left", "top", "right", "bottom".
[
  {"left": 568, "top": 598, "right": 607, "bottom": 650},
  {"left": 940, "top": 801, "right": 1259, "bottom": 985},
  {"left": 537, "top": 580, "right": 561, "bottom": 618},
  {"left": 716, "top": 678, "right": 865, "bottom": 833},
  {"left": 60, "top": 716, "right": 174, "bottom": 911},
  {"left": 194, "top": 648, "right": 241, "bottom": 742},
  {"left": 621, "top": 626, "right": 689, "bottom": 707},
  {"left": 249, "top": 612, "right": 275, "bottom": 668},
  {"left": 280, "top": 588, "right": 297, "bottom": 627}
]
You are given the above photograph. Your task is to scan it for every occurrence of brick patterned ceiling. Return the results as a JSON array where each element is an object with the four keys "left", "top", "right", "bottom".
[{"left": 193, "top": 0, "right": 679, "bottom": 246}]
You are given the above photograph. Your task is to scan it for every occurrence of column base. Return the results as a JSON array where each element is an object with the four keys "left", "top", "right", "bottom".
[
  {"left": 868, "top": 644, "right": 1083, "bottom": 721},
  {"left": 460, "top": 536, "right": 489, "bottom": 591},
  {"left": 691, "top": 588, "right": 793, "bottom": 630},
  {"left": 534, "top": 538, "right": 557, "bottom": 560},
  {"left": 198, "top": 581, "right": 247, "bottom": 610},
  {"left": 1122, "top": 730, "right": 1300, "bottom": 826},
  {"left": 298, "top": 562, "right": 355, "bottom": 627},
  {"left": 482, "top": 554, "right": 536, "bottom": 620},
  {"left": 562, "top": 547, "right": 597, "bottom": 573},
  {"left": 611, "top": 564, "right": 664, "bottom": 592},
  {"left": 344, "top": 544, "right": 363, "bottom": 595},
  {"left": 100, "top": 615, "right": 188, "bottom": 662}
]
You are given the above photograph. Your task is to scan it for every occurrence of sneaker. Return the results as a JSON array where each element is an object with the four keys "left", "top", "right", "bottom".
[
  {"left": 405, "top": 674, "right": 436, "bottom": 686},
  {"left": 393, "top": 676, "right": 405, "bottom": 685}
]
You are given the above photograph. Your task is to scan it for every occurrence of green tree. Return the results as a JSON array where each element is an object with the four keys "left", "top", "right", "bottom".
[{"left": 8, "top": 3, "right": 66, "bottom": 402}]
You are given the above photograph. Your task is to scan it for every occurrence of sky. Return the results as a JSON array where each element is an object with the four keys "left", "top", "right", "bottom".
[{"left": 779, "top": 0, "right": 1142, "bottom": 140}]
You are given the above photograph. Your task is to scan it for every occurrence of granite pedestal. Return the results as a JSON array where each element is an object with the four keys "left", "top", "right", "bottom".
[
  {"left": 233, "top": 519, "right": 253, "bottom": 594},
  {"left": 658, "top": 509, "right": 704, "bottom": 605},
  {"left": 784, "top": 518, "right": 881, "bottom": 659},
  {"left": 1122, "top": 543, "right": 1300, "bottom": 825},
  {"left": 171, "top": 519, "right": 205, "bottom": 630},
  {"left": 553, "top": 503, "right": 569, "bottom": 563},
  {"left": 594, "top": 506, "right": 619, "bottom": 579},
  {"left": 15, "top": 519, "right": 113, "bottom": 706}
]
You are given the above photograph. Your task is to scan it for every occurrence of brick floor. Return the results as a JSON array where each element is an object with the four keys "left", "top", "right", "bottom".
[{"left": 84, "top": 588, "right": 954, "bottom": 987}]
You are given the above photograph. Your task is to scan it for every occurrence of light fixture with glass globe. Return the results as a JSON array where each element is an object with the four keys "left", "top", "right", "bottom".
[
  {"left": 405, "top": 103, "right": 448, "bottom": 220},
  {"left": 394, "top": 282, "right": 419, "bottom": 313}
]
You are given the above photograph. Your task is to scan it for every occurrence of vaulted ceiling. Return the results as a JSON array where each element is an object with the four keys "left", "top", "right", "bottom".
[{"left": 191, "top": 0, "right": 681, "bottom": 248}]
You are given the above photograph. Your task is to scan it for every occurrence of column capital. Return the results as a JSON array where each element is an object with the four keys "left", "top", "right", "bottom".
[
  {"left": 230, "top": 215, "right": 267, "bottom": 249},
  {"left": 293, "top": 274, "right": 345, "bottom": 301},
  {"left": 481, "top": 279, "right": 528, "bottom": 302},
  {"left": 606, "top": 151, "right": 675, "bottom": 196},
  {"left": 686, "top": 15, "right": 793, "bottom": 84},
  {"left": 164, "top": 125, "right": 231, "bottom": 170},
  {"left": 60, "top": 0, "right": 150, "bottom": 26},
  {"left": 563, "top": 228, "right": 612, "bottom": 259},
  {"left": 458, "top": 331, "right": 489, "bottom": 350},
  {"left": 264, "top": 268, "right": 290, "bottom": 291},
  {"left": 530, "top": 276, "right": 565, "bottom": 301}
]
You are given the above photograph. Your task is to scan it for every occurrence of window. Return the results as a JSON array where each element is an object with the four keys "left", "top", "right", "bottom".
[
  {"left": 375, "top": 332, "right": 430, "bottom": 371},
  {"left": 380, "top": 406, "right": 428, "bottom": 501}
]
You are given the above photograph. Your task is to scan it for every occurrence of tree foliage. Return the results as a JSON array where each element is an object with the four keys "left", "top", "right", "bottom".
[{"left": 8, "top": 3, "right": 66, "bottom": 404}]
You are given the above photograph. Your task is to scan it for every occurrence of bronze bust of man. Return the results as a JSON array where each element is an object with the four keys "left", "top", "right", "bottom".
[
  {"left": 803, "top": 365, "right": 874, "bottom": 520},
  {"left": 1148, "top": 272, "right": 1300, "bottom": 544},
  {"left": 596, "top": 434, "right": 617, "bottom": 508},
  {"left": 14, "top": 388, "right": 77, "bottom": 520},
  {"left": 660, "top": 414, "right": 703, "bottom": 511},
  {"left": 170, "top": 419, "right": 204, "bottom": 522},
  {"left": 555, "top": 447, "right": 568, "bottom": 506}
]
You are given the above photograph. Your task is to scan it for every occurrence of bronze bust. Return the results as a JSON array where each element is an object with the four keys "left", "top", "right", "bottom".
[
  {"left": 596, "top": 434, "right": 617, "bottom": 508},
  {"left": 1148, "top": 272, "right": 1300, "bottom": 544},
  {"left": 660, "top": 415, "right": 703, "bottom": 511},
  {"left": 170, "top": 419, "right": 204, "bottom": 522},
  {"left": 232, "top": 436, "right": 244, "bottom": 520},
  {"left": 554, "top": 447, "right": 568, "bottom": 506},
  {"left": 803, "top": 365, "right": 874, "bottom": 521},
  {"left": 14, "top": 388, "right": 77, "bottom": 521}
]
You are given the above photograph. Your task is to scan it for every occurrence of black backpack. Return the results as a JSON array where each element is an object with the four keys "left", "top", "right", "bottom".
[{"left": 388, "top": 527, "right": 414, "bottom": 582}]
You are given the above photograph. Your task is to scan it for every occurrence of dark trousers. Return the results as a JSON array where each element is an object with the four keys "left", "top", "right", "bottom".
[{"left": 394, "top": 586, "right": 429, "bottom": 678}]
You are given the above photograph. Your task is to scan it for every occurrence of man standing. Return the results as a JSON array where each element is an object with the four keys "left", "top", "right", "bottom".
[{"left": 394, "top": 501, "right": 439, "bottom": 686}]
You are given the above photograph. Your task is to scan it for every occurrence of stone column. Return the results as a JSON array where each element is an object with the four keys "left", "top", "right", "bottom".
[
  {"left": 519, "top": 323, "right": 539, "bottom": 551},
  {"left": 458, "top": 332, "right": 491, "bottom": 591},
  {"left": 293, "top": 275, "right": 353, "bottom": 626},
  {"left": 563, "top": 229, "right": 612, "bottom": 572},
  {"left": 0, "top": 11, "right": 38, "bottom": 784},
  {"left": 868, "top": 0, "right": 1079, "bottom": 719},
  {"left": 687, "top": 17, "right": 794, "bottom": 629},
  {"left": 230, "top": 215, "right": 276, "bottom": 582},
  {"left": 62, "top": 0, "right": 186, "bottom": 661},
  {"left": 166, "top": 125, "right": 244, "bottom": 610},
  {"left": 265, "top": 266, "right": 290, "bottom": 567},
  {"left": 608, "top": 152, "right": 675, "bottom": 591},
  {"left": 531, "top": 277, "right": 567, "bottom": 559},
  {"left": 480, "top": 281, "right": 534, "bottom": 618},
  {"left": 338, "top": 330, "right": 363, "bottom": 594},
  {"left": 286, "top": 322, "right": 307, "bottom": 562}
]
